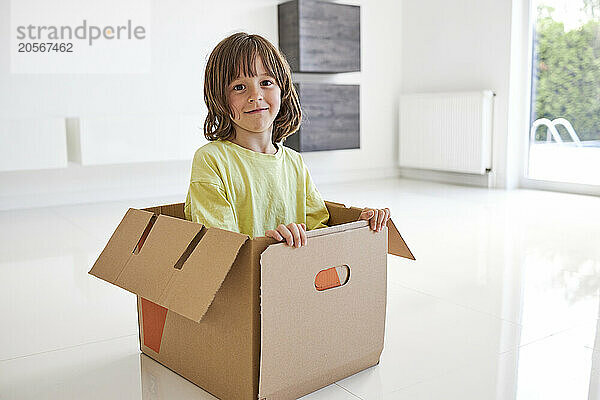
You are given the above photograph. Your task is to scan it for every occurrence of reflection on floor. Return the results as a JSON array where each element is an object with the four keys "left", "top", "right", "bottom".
[{"left": 1, "top": 178, "right": 599, "bottom": 399}]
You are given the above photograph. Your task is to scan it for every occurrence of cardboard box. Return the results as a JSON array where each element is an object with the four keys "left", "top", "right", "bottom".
[{"left": 89, "top": 200, "right": 414, "bottom": 400}]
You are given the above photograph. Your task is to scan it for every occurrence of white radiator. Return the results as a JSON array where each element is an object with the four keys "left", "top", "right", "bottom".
[{"left": 399, "top": 91, "right": 494, "bottom": 175}]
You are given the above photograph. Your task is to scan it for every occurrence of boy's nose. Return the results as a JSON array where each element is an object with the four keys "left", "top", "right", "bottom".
[
  {"left": 248, "top": 94, "right": 263, "bottom": 102},
  {"left": 248, "top": 88, "right": 263, "bottom": 102}
]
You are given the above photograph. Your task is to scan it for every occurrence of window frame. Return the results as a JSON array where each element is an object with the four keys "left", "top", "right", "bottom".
[{"left": 518, "top": 0, "right": 600, "bottom": 197}]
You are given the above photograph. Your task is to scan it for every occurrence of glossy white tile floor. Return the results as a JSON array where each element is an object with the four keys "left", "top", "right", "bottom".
[{"left": 1, "top": 178, "right": 599, "bottom": 400}]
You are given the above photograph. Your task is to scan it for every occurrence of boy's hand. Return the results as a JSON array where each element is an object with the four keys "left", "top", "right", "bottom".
[
  {"left": 359, "top": 208, "right": 390, "bottom": 233},
  {"left": 265, "top": 223, "right": 307, "bottom": 248}
]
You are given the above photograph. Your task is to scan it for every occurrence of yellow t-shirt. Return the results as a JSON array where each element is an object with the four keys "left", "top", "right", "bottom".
[{"left": 184, "top": 139, "right": 329, "bottom": 238}]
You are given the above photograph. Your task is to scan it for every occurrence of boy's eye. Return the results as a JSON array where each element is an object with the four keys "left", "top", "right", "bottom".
[
  {"left": 261, "top": 80, "right": 273, "bottom": 86},
  {"left": 233, "top": 84, "right": 245, "bottom": 91}
]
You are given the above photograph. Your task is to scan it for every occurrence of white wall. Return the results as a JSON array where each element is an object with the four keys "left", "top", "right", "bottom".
[
  {"left": 0, "top": 0, "right": 408, "bottom": 210},
  {"left": 0, "top": 0, "right": 527, "bottom": 210},
  {"left": 400, "top": 0, "right": 521, "bottom": 189}
]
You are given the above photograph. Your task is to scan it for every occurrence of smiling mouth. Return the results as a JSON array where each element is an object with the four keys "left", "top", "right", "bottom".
[{"left": 245, "top": 108, "right": 268, "bottom": 114}]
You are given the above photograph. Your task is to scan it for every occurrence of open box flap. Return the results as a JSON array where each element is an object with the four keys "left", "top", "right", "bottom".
[
  {"left": 158, "top": 226, "right": 248, "bottom": 322},
  {"left": 142, "top": 202, "right": 186, "bottom": 219},
  {"left": 89, "top": 208, "right": 154, "bottom": 283},
  {"left": 324, "top": 201, "right": 415, "bottom": 260},
  {"left": 89, "top": 208, "right": 249, "bottom": 322},
  {"left": 386, "top": 218, "right": 415, "bottom": 260}
]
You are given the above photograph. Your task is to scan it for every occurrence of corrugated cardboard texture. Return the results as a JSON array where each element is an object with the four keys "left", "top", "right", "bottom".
[
  {"left": 90, "top": 208, "right": 154, "bottom": 283},
  {"left": 306, "top": 219, "right": 368, "bottom": 239},
  {"left": 143, "top": 201, "right": 415, "bottom": 259},
  {"left": 90, "top": 201, "right": 415, "bottom": 400},
  {"left": 325, "top": 201, "right": 415, "bottom": 260},
  {"left": 136, "top": 237, "right": 273, "bottom": 400},
  {"left": 142, "top": 202, "right": 186, "bottom": 219},
  {"left": 89, "top": 208, "right": 249, "bottom": 322},
  {"left": 258, "top": 224, "right": 388, "bottom": 400},
  {"left": 137, "top": 238, "right": 258, "bottom": 400},
  {"left": 260, "top": 351, "right": 381, "bottom": 400},
  {"left": 144, "top": 201, "right": 414, "bottom": 259}
]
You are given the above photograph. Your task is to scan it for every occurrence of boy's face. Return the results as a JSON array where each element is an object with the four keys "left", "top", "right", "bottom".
[{"left": 227, "top": 57, "right": 281, "bottom": 138}]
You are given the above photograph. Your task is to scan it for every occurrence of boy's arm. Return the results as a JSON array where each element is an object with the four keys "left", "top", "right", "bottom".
[
  {"left": 304, "top": 166, "right": 329, "bottom": 230},
  {"left": 185, "top": 181, "right": 239, "bottom": 233},
  {"left": 306, "top": 190, "right": 329, "bottom": 230}
]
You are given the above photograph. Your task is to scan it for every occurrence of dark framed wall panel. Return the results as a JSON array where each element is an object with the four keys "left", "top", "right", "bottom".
[
  {"left": 285, "top": 83, "right": 360, "bottom": 152},
  {"left": 278, "top": 1, "right": 300, "bottom": 70},
  {"left": 278, "top": 0, "right": 360, "bottom": 72}
]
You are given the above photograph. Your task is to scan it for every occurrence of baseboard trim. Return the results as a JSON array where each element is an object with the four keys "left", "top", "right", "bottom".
[
  {"left": 0, "top": 164, "right": 495, "bottom": 212},
  {"left": 0, "top": 164, "right": 405, "bottom": 211},
  {"left": 398, "top": 167, "right": 494, "bottom": 188},
  {"left": 0, "top": 161, "right": 191, "bottom": 211}
]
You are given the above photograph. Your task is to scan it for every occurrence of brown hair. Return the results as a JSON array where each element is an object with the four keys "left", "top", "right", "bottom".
[{"left": 203, "top": 32, "right": 302, "bottom": 144}]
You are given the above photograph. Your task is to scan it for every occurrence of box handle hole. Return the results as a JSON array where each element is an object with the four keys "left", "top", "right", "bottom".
[{"left": 315, "top": 265, "right": 350, "bottom": 291}]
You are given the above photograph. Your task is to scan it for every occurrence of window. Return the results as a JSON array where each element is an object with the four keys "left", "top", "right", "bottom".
[{"left": 528, "top": 0, "right": 600, "bottom": 185}]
